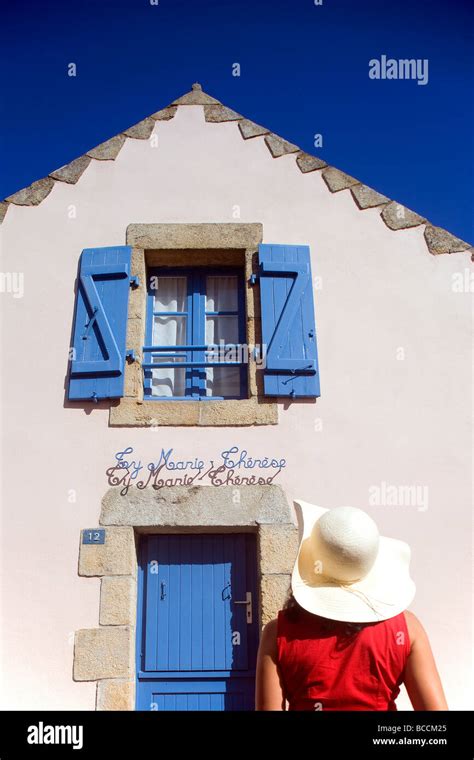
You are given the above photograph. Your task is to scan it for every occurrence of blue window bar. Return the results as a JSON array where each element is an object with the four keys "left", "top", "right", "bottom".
[{"left": 143, "top": 268, "right": 247, "bottom": 400}]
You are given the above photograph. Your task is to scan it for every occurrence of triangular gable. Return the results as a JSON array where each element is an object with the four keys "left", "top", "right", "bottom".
[{"left": 1, "top": 83, "right": 471, "bottom": 258}]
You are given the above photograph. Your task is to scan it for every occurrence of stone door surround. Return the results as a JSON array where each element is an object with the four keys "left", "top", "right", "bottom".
[{"left": 73, "top": 484, "right": 298, "bottom": 710}]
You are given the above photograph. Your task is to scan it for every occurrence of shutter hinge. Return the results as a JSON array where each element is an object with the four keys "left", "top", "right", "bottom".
[
  {"left": 126, "top": 349, "right": 136, "bottom": 363},
  {"left": 90, "top": 392, "right": 98, "bottom": 403},
  {"left": 248, "top": 273, "right": 258, "bottom": 285},
  {"left": 129, "top": 276, "right": 140, "bottom": 289}
]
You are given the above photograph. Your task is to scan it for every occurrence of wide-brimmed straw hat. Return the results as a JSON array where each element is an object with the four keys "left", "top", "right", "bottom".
[{"left": 291, "top": 500, "right": 416, "bottom": 623}]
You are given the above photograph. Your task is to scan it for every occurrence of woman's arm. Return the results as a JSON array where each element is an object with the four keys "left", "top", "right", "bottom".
[
  {"left": 403, "top": 610, "right": 448, "bottom": 710},
  {"left": 255, "top": 619, "right": 286, "bottom": 710}
]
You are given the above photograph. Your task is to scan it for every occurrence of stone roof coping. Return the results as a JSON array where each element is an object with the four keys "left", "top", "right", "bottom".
[{"left": 1, "top": 83, "right": 471, "bottom": 257}]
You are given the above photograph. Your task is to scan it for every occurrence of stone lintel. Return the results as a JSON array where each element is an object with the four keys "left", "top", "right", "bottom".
[
  {"left": 100, "top": 484, "right": 294, "bottom": 528},
  {"left": 126, "top": 222, "right": 263, "bottom": 250}
]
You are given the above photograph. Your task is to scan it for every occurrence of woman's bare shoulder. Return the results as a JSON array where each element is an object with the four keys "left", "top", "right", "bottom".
[
  {"left": 259, "top": 618, "right": 279, "bottom": 655},
  {"left": 404, "top": 610, "right": 427, "bottom": 647},
  {"left": 262, "top": 618, "right": 278, "bottom": 639}
]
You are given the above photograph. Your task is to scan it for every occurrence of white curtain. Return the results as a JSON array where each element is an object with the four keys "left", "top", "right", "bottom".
[
  {"left": 206, "top": 275, "right": 238, "bottom": 312},
  {"left": 151, "top": 277, "right": 186, "bottom": 397},
  {"left": 205, "top": 276, "right": 240, "bottom": 397},
  {"left": 150, "top": 275, "right": 241, "bottom": 397}
]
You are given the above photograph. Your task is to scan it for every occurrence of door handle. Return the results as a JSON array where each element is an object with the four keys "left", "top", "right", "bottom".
[
  {"left": 233, "top": 591, "right": 252, "bottom": 624},
  {"left": 160, "top": 581, "right": 166, "bottom": 600}
]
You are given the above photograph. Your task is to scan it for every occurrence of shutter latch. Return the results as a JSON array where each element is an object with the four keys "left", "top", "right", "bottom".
[
  {"left": 129, "top": 276, "right": 140, "bottom": 289},
  {"left": 126, "top": 349, "right": 136, "bottom": 363}
]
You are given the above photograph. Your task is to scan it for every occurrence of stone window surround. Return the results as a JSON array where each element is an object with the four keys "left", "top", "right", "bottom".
[
  {"left": 73, "top": 484, "right": 298, "bottom": 711},
  {"left": 109, "top": 222, "right": 279, "bottom": 427}
]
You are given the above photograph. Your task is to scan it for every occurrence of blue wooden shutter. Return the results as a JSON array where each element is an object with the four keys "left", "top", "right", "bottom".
[
  {"left": 259, "top": 244, "right": 320, "bottom": 398},
  {"left": 68, "top": 246, "right": 132, "bottom": 400}
]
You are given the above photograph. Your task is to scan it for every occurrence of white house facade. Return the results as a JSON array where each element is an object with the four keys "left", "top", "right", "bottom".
[{"left": 0, "top": 83, "right": 471, "bottom": 711}]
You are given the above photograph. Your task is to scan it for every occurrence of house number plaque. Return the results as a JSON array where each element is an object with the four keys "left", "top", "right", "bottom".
[{"left": 82, "top": 529, "right": 105, "bottom": 545}]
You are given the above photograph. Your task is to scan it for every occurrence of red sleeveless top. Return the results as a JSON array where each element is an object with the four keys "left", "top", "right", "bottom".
[{"left": 276, "top": 607, "right": 410, "bottom": 711}]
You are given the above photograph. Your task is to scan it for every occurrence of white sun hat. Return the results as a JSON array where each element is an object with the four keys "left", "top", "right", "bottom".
[{"left": 291, "top": 500, "right": 416, "bottom": 623}]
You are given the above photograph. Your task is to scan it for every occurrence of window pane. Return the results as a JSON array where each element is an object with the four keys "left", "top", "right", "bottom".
[
  {"left": 205, "top": 366, "right": 241, "bottom": 397},
  {"left": 151, "top": 357, "right": 186, "bottom": 398},
  {"left": 206, "top": 275, "right": 238, "bottom": 312},
  {"left": 153, "top": 315, "right": 187, "bottom": 347},
  {"left": 205, "top": 315, "right": 239, "bottom": 346},
  {"left": 152, "top": 276, "right": 187, "bottom": 312}
]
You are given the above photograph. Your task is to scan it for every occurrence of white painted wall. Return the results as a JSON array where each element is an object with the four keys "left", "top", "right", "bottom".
[{"left": 0, "top": 105, "right": 471, "bottom": 710}]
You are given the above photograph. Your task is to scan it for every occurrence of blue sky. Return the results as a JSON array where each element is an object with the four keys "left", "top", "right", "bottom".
[{"left": 1, "top": 0, "right": 472, "bottom": 241}]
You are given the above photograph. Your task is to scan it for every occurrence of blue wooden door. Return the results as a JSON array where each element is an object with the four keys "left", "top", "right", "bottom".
[{"left": 136, "top": 534, "right": 259, "bottom": 711}]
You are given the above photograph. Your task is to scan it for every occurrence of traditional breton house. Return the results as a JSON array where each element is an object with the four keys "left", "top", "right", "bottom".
[{"left": 0, "top": 83, "right": 471, "bottom": 711}]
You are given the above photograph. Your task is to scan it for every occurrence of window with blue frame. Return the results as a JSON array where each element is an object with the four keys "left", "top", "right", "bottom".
[{"left": 143, "top": 268, "right": 247, "bottom": 400}]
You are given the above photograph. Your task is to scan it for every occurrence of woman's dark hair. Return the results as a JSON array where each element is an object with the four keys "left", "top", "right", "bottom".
[{"left": 283, "top": 589, "right": 367, "bottom": 637}]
